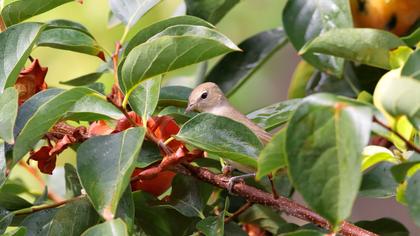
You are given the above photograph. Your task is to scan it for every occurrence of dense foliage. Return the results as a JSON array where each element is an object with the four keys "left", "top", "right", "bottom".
[{"left": 0, "top": 0, "right": 419, "bottom": 235}]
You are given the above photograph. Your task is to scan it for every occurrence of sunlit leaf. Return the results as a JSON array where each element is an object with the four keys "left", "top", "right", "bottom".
[
  {"left": 0, "top": 88, "right": 18, "bottom": 144},
  {"left": 109, "top": 0, "right": 161, "bottom": 27},
  {"left": 129, "top": 77, "right": 161, "bottom": 124},
  {"left": 256, "top": 128, "right": 286, "bottom": 180},
  {"left": 185, "top": 0, "right": 239, "bottom": 24},
  {"left": 361, "top": 146, "right": 398, "bottom": 171},
  {"left": 81, "top": 218, "right": 128, "bottom": 236},
  {"left": 401, "top": 49, "right": 420, "bottom": 80}
]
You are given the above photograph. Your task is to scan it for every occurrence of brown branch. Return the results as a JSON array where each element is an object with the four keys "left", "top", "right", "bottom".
[
  {"left": 373, "top": 116, "right": 420, "bottom": 153},
  {"left": 13, "top": 195, "right": 85, "bottom": 216},
  {"left": 181, "top": 164, "right": 377, "bottom": 236},
  {"left": 224, "top": 201, "right": 253, "bottom": 223}
]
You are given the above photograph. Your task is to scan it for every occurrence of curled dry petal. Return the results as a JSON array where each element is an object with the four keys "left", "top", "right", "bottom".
[{"left": 15, "top": 59, "right": 48, "bottom": 105}]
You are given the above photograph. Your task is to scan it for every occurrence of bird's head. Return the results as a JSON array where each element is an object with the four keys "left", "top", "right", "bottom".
[{"left": 186, "top": 82, "right": 227, "bottom": 113}]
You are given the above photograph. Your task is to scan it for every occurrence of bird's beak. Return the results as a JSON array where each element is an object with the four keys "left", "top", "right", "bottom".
[{"left": 185, "top": 103, "right": 194, "bottom": 113}]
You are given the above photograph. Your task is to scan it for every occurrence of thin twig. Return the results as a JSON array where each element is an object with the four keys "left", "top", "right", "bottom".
[
  {"left": 0, "top": 15, "right": 6, "bottom": 32},
  {"left": 373, "top": 116, "right": 420, "bottom": 153},
  {"left": 224, "top": 201, "right": 253, "bottom": 223},
  {"left": 181, "top": 164, "right": 377, "bottom": 236},
  {"left": 13, "top": 195, "right": 85, "bottom": 216}
]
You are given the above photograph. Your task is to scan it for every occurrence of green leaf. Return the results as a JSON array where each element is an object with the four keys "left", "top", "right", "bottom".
[
  {"left": 389, "top": 46, "right": 413, "bottom": 69},
  {"left": 300, "top": 29, "right": 405, "bottom": 70},
  {"left": 135, "top": 141, "right": 162, "bottom": 168},
  {"left": 355, "top": 218, "right": 409, "bottom": 236},
  {"left": 60, "top": 72, "right": 104, "bottom": 86},
  {"left": 256, "top": 129, "right": 286, "bottom": 180},
  {"left": 401, "top": 49, "right": 420, "bottom": 80},
  {"left": 0, "top": 208, "right": 13, "bottom": 234},
  {"left": 247, "top": 99, "right": 302, "bottom": 131},
  {"left": 20, "top": 208, "right": 58, "bottom": 236},
  {"left": 109, "top": 0, "right": 161, "bottom": 27},
  {"left": 48, "top": 198, "right": 99, "bottom": 236},
  {"left": 361, "top": 145, "right": 398, "bottom": 172},
  {"left": 0, "top": 191, "right": 32, "bottom": 210},
  {"left": 0, "top": 142, "right": 6, "bottom": 188},
  {"left": 185, "top": 0, "right": 239, "bottom": 25},
  {"left": 46, "top": 19, "right": 92, "bottom": 36},
  {"left": 281, "top": 230, "right": 324, "bottom": 236},
  {"left": 0, "top": 22, "right": 45, "bottom": 92},
  {"left": 2, "top": 227, "right": 26, "bottom": 236},
  {"left": 155, "top": 175, "right": 212, "bottom": 218},
  {"left": 77, "top": 127, "right": 145, "bottom": 219},
  {"left": 373, "top": 72, "right": 420, "bottom": 129},
  {"left": 306, "top": 70, "right": 358, "bottom": 97},
  {"left": 13, "top": 88, "right": 122, "bottom": 164},
  {"left": 115, "top": 187, "right": 134, "bottom": 234},
  {"left": 206, "top": 28, "right": 287, "bottom": 95},
  {"left": 282, "top": 0, "right": 352, "bottom": 76},
  {"left": 359, "top": 162, "right": 398, "bottom": 198},
  {"left": 196, "top": 198, "right": 228, "bottom": 236},
  {"left": 406, "top": 171, "right": 420, "bottom": 227},
  {"left": 288, "top": 61, "right": 316, "bottom": 99},
  {"left": 159, "top": 106, "right": 193, "bottom": 124},
  {"left": 120, "top": 25, "right": 240, "bottom": 95},
  {"left": 81, "top": 218, "right": 128, "bottom": 236},
  {"left": 129, "top": 77, "right": 161, "bottom": 124},
  {"left": 64, "top": 163, "right": 82, "bottom": 198},
  {"left": 176, "top": 113, "right": 263, "bottom": 170},
  {"left": 0, "top": 88, "right": 18, "bottom": 144},
  {"left": 391, "top": 161, "right": 420, "bottom": 183},
  {"left": 133, "top": 191, "right": 194, "bottom": 236},
  {"left": 1, "top": 0, "right": 73, "bottom": 26},
  {"left": 401, "top": 27, "right": 420, "bottom": 47},
  {"left": 124, "top": 15, "right": 214, "bottom": 56},
  {"left": 286, "top": 93, "right": 372, "bottom": 227},
  {"left": 158, "top": 86, "right": 192, "bottom": 107},
  {"left": 37, "top": 22, "right": 102, "bottom": 57}
]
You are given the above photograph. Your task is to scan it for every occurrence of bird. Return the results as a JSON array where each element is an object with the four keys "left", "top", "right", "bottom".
[
  {"left": 186, "top": 82, "right": 278, "bottom": 197},
  {"left": 185, "top": 82, "right": 272, "bottom": 144}
]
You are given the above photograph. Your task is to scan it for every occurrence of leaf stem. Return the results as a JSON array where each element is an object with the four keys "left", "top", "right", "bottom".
[
  {"left": 12, "top": 195, "right": 85, "bottom": 216},
  {"left": 224, "top": 201, "right": 253, "bottom": 223},
  {"left": 120, "top": 26, "right": 130, "bottom": 44},
  {"left": 373, "top": 116, "right": 420, "bottom": 153},
  {"left": 0, "top": 15, "right": 6, "bottom": 32}
]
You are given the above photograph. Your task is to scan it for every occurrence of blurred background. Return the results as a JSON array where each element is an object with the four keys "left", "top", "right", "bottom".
[{"left": 4, "top": 0, "right": 419, "bottom": 234}]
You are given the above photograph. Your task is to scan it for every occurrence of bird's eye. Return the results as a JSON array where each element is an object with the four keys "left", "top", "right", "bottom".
[{"left": 201, "top": 92, "right": 208, "bottom": 99}]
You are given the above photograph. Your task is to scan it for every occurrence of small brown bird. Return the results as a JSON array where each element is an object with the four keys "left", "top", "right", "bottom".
[{"left": 186, "top": 82, "right": 272, "bottom": 144}]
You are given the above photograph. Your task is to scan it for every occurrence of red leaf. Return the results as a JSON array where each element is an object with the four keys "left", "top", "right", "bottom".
[
  {"left": 88, "top": 120, "right": 114, "bottom": 136},
  {"left": 29, "top": 146, "right": 56, "bottom": 175},
  {"left": 15, "top": 59, "right": 48, "bottom": 105},
  {"left": 242, "top": 224, "right": 266, "bottom": 236},
  {"left": 49, "top": 135, "right": 74, "bottom": 156},
  {"left": 131, "top": 168, "right": 176, "bottom": 196},
  {"left": 114, "top": 111, "right": 142, "bottom": 132}
]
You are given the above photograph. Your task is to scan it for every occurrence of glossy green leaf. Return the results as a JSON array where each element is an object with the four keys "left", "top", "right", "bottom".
[
  {"left": 133, "top": 191, "right": 193, "bottom": 236},
  {"left": 60, "top": 72, "right": 104, "bottom": 86},
  {"left": 288, "top": 61, "right": 316, "bottom": 99},
  {"left": 158, "top": 86, "right": 192, "bottom": 107},
  {"left": 359, "top": 162, "right": 398, "bottom": 198},
  {"left": 196, "top": 198, "right": 228, "bottom": 236},
  {"left": 120, "top": 25, "right": 240, "bottom": 94},
  {"left": 2, "top": 227, "right": 26, "bottom": 236},
  {"left": 158, "top": 106, "right": 193, "bottom": 124},
  {"left": 389, "top": 46, "right": 413, "bottom": 69},
  {"left": 1, "top": 0, "right": 73, "bottom": 26},
  {"left": 0, "top": 208, "right": 13, "bottom": 234},
  {"left": 109, "top": 0, "right": 161, "bottom": 27},
  {"left": 115, "top": 187, "right": 134, "bottom": 234},
  {"left": 81, "top": 218, "right": 128, "bottom": 236},
  {"left": 20, "top": 208, "right": 57, "bottom": 236},
  {"left": 306, "top": 70, "right": 358, "bottom": 97},
  {"left": 406, "top": 171, "right": 420, "bottom": 227},
  {"left": 124, "top": 15, "right": 213, "bottom": 56},
  {"left": 282, "top": 0, "right": 352, "bottom": 76},
  {"left": 0, "top": 22, "right": 45, "bottom": 92},
  {"left": 48, "top": 198, "right": 99, "bottom": 236},
  {"left": 37, "top": 23, "right": 102, "bottom": 57},
  {"left": 401, "top": 27, "right": 420, "bottom": 47},
  {"left": 355, "top": 218, "right": 409, "bottom": 236},
  {"left": 286, "top": 93, "right": 372, "bottom": 226},
  {"left": 373, "top": 73, "right": 420, "bottom": 129},
  {"left": 46, "top": 19, "right": 92, "bottom": 36},
  {"left": 256, "top": 129, "right": 286, "bottom": 180},
  {"left": 391, "top": 161, "right": 420, "bottom": 183},
  {"left": 176, "top": 113, "right": 263, "bottom": 170},
  {"left": 0, "top": 142, "right": 6, "bottom": 188},
  {"left": 129, "top": 77, "right": 161, "bottom": 124},
  {"left": 77, "top": 127, "right": 145, "bottom": 218},
  {"left": 401, "top": 49, "right": 420, "bottom": 80},
  {"left": 281, "top": 230, "right": 324, "bottom": 236},
  {"left": 135, "top": 141, "right": 162, "bottom": 168},
  {"left": 0, "top": 192, "right": 32, "bottom": 210},
  {"left": 0, "top": 88, "right": 18, "bottom": 144},
  {"left": 13, "top": 88, "right": 122, "bottom": 164},
  {"left": 361, "top": 146, "right": 398, "bottom": 172},
  {"left": 300, "top": 29, "right": 405, "bottom": 70},
  {"left": 247, "top": 99, "right": 302, "bottom": 131},
  {"left": 156, "top": 175, "right": 212, "bottom": 218},
  {"left": 185, "top": 0, "right": 239, "bottom": 24},
  {"left": 206, "top": 28, "right": 287, "bottom": 95},
  {"left": 64, "top": 163, "right": 82, "bottom": 198}
]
